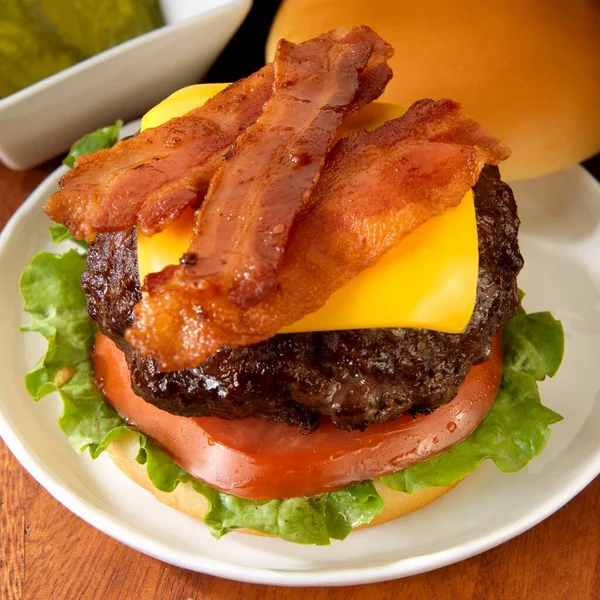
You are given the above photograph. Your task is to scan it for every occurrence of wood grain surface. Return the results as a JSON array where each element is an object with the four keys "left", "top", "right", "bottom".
[{"left": 0, "top": 161, "right": 598, "bottom": 600}]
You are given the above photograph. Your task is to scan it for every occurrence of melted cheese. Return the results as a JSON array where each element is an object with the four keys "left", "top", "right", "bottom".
[{"left": 138, "top": 85, "right": 478, "bottom": 334}]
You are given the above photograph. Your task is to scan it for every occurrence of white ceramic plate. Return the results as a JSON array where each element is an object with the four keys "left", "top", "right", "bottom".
[{"left": 0, "top": 164, "right": 599, "bottom": 587}]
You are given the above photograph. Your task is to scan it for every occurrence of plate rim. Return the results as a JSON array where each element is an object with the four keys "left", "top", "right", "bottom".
[{"left": 0, "top": 164, "right": 599, "bottom": 587}]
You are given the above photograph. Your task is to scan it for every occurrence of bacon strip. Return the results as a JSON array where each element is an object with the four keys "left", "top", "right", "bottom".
[
  {"left": 185, "top": 27, "right": 392, "bottom": 308},
  {"left": 44, "top": 67, "right": 274, "bottom": 240},
  {"left": 44, "top": 28, "right": 391, "bottom": 242},
  {"left": 126, "top": 99, "right": 510, "bottom": 371}
]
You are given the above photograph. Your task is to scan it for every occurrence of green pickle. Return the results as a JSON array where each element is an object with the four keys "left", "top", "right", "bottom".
[{"left": 0, "top": 0, "right": 164, "bottom": 99}]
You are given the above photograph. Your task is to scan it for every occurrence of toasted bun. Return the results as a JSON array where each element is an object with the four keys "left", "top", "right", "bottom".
[
  {"left": 267, "top": 0, "right": 600, "bottom": 181},
  {"left": 107, "top": 433, "right": 458, "bottom": 535}
]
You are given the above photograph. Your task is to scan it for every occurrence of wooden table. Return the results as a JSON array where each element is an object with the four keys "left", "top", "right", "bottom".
[{"left": 1, "top": 161, "right": 598, "bottom": 600}]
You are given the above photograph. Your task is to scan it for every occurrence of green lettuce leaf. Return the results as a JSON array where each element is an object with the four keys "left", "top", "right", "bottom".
[
  {"left": 381, "top": 311, "right": 564, "bottom": 493},
  {"left": 63, "top": 120, "right": 123, "bottom": 168},
  {"left": 48, "top": 223, "right": 87, "bottom": 249},
  {"left": 20, "top": 233, "right": 564, "bottom": 543},
  {"left": 194, "top": 478, "right": 383, "bottom": 544},
  {"left": 19, "top": 248, "right": 124, "bottom": 454},
  {"left": 502, "top": 311, "right": 564, "bottom": 378}
]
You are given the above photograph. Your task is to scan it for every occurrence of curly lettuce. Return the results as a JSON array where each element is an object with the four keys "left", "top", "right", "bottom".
[
  {"left": 62, "top": 120, "right": 123, "bottom": 168},
  {"left": 20, "top": 228, "right": 564, "bottom": 545}
]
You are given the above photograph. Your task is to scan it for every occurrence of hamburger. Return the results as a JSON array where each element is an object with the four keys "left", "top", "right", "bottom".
[{"left": 21, "top": 27, "right": 564, "bottom": 545}]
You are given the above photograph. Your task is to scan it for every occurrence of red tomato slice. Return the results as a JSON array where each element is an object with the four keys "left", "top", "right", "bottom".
[{"left": 93, "top": 333, "right": 502, "bottom": 499}]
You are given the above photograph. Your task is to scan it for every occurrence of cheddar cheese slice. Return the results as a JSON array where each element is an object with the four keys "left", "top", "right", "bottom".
[{"left": 138, "top": 85, "right": 478, "bottom": 334}]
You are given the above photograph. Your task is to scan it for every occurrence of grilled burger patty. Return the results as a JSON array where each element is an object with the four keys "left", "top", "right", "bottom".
[{"left": 82, "top": 165, "right": 523, "bottom": 433}]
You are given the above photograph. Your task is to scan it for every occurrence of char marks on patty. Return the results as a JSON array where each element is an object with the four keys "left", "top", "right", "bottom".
[{"left": 82, "top": 166, "right": 522, "bottom": 433}]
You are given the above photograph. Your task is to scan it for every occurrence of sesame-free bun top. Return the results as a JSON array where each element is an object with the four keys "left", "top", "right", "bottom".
[{"left": 267, "top": 0, "right": 600, "bottom": 181}]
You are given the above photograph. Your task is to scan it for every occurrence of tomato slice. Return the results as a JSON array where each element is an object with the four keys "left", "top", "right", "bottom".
[{"left": 93, "top": 333, "right": 502, "bottom": 499}]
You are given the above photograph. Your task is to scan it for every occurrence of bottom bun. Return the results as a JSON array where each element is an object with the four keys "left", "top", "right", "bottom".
[{"left": 107, "top": 433, "right": 459, "bottom": 535}]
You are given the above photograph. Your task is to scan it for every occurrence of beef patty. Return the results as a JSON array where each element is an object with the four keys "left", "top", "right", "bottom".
[{"left": 82, "top": 165, "right": 523, "bottom": 433}]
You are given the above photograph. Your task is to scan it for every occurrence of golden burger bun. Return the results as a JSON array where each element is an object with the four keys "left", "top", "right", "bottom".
[
  {"left": 107, "top": 433, "right": 458, "bottom": 534},
  {"left": 267, "top": 0, "right": 600, "bottom": 181}
]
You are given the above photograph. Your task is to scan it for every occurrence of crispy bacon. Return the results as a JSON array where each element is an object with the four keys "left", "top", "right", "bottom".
[
  {"left": 347, "top": 27, "right": 394, "bottom": 109},
  {"left": 185, "top": 26, "right": 392, "bottom": 308},
  {"left": 44, "top": 28, "right": 391, "bottom": 242},
  {"left": 126, "top": 99, "right": 510, "bottom": 371},
  {"left": 44, "top": 67, "right": 274, "bottom": 240}
]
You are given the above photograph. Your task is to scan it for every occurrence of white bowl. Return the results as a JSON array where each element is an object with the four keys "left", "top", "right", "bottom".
[
  {"left": 0, "top": 0, "right": 251, "bottom": 171},
  {"left": 0, "top": 163, "right": 598, "bottom": 585}
]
